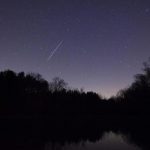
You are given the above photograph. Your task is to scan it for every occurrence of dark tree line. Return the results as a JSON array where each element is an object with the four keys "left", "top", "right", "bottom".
[
  {"left": 113, "top": 59, "right": 150, "bottom": 114},
  {"left": 0, "top": 59, "right": 150, "bottom": 116},
  {"left": 0, "top": 70, "right": 103, "bottom": 116}
]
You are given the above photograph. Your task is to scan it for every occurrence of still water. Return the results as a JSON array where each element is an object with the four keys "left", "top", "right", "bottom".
[
  {"left": 45, "top": 132, "right": 141, "bottom": 150},
  {"left": 1, "top": 117, "right": 149, "bottom": 150}
]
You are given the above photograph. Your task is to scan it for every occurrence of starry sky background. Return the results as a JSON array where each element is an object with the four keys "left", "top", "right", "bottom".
[{"left": 0, "top": 0, "right": 150, "bottom": 97}]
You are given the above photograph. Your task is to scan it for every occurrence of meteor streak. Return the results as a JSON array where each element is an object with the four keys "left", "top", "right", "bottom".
[{"left": 47, "top": 40, "right": 63, "bottom": 61}]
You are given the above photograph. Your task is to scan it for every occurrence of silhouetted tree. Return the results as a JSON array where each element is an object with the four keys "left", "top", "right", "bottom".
[
  {"left": 49, "top": 77, "right": 68, "bottom": 92},
  {"left": 115, "top": 58, "right": 150, "bottom": 114},
  {"left": 1, "top": 57, "right": 150, "bottom": 117}
]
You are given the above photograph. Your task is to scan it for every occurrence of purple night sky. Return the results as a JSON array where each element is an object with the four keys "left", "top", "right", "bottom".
[{"left": 0, "top": 0, "right": 150, "bottom": 97}]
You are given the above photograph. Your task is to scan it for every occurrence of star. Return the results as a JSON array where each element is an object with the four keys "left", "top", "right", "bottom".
[
  {"left": 66, "top": 28, "right": 70, "bottom": 32},
  {"left": 145, "top": 8, "right": 150, "bottom": 13}
]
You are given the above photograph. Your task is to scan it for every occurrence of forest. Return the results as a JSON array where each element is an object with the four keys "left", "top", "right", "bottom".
[{"left": 0, "top": 60, "right": 150, "bottom": 117}]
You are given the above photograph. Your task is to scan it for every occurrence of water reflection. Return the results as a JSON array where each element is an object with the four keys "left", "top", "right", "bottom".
[
  {"left": 45, "top": 131, "right": 141, "bottom": 150},
  {"left": 0, "top": 117, "right": 149, "bottom": 150}
]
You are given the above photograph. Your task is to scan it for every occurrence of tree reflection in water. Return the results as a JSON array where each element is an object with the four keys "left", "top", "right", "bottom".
[
  {"left": 45, "top": 131, "right": 141, "bottom": 150},
  {"left": 0, "top": 116, "right": 149, "bottom": 150}
]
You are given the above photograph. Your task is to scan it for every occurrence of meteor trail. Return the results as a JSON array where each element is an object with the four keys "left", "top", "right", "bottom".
[{"left": 47, "top": 40, "right": 63, "bottom": 61}]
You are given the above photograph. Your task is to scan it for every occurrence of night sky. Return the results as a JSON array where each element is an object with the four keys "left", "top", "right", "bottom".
[{"left": 0, "top": 0, "right": 150, "bottom": 97}]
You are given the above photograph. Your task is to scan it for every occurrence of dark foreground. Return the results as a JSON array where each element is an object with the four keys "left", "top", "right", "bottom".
[
  {"left": 0, "top": 115, "right": 149, "bottom": 150},
  {"left": 0, "top": 67, "right": 150, "bottom": 150}
]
